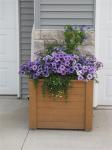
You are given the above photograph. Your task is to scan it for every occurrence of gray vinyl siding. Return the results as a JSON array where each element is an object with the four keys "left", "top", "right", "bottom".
[
  {"left": 19, "top": 0, "right": 34, "bottom": 99},
  {"left": 34, "top": 0, "right": 95, "bottom": 29},
  {"left": 93, "top": 0, "right": 96, "bottom": 27}
]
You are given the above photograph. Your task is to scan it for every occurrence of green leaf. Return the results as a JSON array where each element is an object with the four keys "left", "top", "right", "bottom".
[
  {"left": 33, "top": 79, "right": 38, "bottom": 88},
  {"left": 42, "top": 74, "right": 72, "bottom": 101},
  {"left": 64, "top": 25, "right": 85, "bottom": 54}
]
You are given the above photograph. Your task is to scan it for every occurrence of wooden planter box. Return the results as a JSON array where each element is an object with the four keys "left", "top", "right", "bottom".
[{"left": 28, "top": 79, "right": 93, "bottom": 131}]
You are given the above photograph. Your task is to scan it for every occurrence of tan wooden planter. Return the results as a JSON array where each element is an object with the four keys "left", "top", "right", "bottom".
[{"left": 28, "top": 79, "right": 93, "bottom": 131}]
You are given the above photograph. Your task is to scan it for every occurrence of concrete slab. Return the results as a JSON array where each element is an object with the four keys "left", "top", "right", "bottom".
[
  {"left": 23, "top": 110, "right": 112, "bottom": 150},
  {"left": 0, "top": 99, "right": 28, "bottom": 150},
  {"left": 0, "top": 98, "right": 112, "bottom": 150}
]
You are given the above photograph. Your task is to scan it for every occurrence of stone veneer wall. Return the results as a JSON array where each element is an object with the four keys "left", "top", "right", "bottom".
[{"left": 31, "top": 29, "right": 95, "bottom": 61}]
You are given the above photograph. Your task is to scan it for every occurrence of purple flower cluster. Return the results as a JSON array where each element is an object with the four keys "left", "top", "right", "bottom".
[
  {"left": 75, "top": 55, "right": 103, "bottom": 80},
  {"left": 19, "top": 58, "right": 43, "bottom": 79},
  {"left": 43, "top": 52, "right": 75, "bottom": 76},
  {"left": 19, "top": 50, "right": 103, "bottom": 81}
]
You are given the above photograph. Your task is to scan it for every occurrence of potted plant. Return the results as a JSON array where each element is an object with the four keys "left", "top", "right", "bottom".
[{"left": 19, "top": 25, "right": 102, "bottom": 131}]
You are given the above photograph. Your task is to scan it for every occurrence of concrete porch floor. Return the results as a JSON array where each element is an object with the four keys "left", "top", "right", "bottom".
[{"left": 0, "top": 97, "right": 112, "bottom": 150}]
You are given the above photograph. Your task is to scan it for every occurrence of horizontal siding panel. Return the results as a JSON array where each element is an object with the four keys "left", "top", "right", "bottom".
[
  {"left": 21, "top": 53, "right": 31, "bottom": 59},
  {"left": 20, "top": 38, "right": 31, "bottom": 44},
  {"left": 20, "top": 20, "right": 34, "bottom": 26},
  {"left": 40, "top": 18, "right": 93, "bottom": 26},
  {"left": 21, "top": 55, "right": 31, "bottom": 60},
  {"left": 20, "top": 0, "right": 33, "bottom": 1},
  {"left": 21, "top": 77, "right": 28, "bottom": 82},
  {"left": 20, "top": 2, "right": 34, "bottom": 8},
  {"left": 40, "top": 25, "right": 91, "bottom": 29},
  {"left": 41, "top": 0, "right": 94, "bottom": 5},
  {"left": 21, "top": 52, "right": 31, "bottom": 57},
  {"left": 21, "top": 88, "right": 28, "bottom": 94},
  {"left": 41, "top": 11, "right": 93, "bottom": 19},
  {"left": 35, "top": 0, "right": 94, "bottom": 28},
  {"left": 21, "top": 43, "right": 31, "bottom": 49},
  {"left": 40, "top": 25, "right": 70, "bottom": 29},
  {"left": 21, "top": 15, "right": 34, "bottom": 20},
  {"left": 21, "top": 54, "right": 30, "bottom": 59},
  {"left": 22, "top": 83, "right": 29, "bottom": 89},
  {"left": 20, "top": 32, "right": 32, "bottom": 38},
  {"left": 21, "top": 55, "right": 31, "bottom": 61},
  {"left": 21, "top": 8, "right": 34, "bottom": 15},
  {"left": 40, "top": 4, "right": 93, "bottom": 12},
  {"left": 21, "top": 26, "right": 33, "bottom": 32},
  {"left": 21, "top": 59, "right": 30, "bottom": 64},
  {"left": 20, "top": 0, "right": 34, "bottom": 99}
]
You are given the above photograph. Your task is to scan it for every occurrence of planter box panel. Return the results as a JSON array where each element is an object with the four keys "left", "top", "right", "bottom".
[
  {"left": 37, "top": 121, "right": 85, "bottom": 129},
  {"left": 29, "top": 79, "right": 93, "bottom": 130},
  {"left": 68, "top": 87, "right": 85, "bottom": 95},
  {"left": 69, "top": 82, "right": 85, "bottom": 88},
  {"left": 38, "top": 106, "right": 85, "bottom": 121},
  {"left": 37, "top": 101, "right": 85, "bottom": 129},
  {"left": 38, "top": 94, "right": 85, "bottom": 102},
  {"left": 38, "top": 112, "right": 84, "bottom": 123},
  {"left": 37, "top": 101, "right": 85, "bottom": 108}
]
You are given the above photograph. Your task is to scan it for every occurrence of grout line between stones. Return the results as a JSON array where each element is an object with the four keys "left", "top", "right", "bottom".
[{"left": 21, "top": 130, "right": 30, "bottom": 150}]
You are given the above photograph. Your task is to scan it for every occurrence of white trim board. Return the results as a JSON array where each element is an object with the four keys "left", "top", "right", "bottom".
[
  {"left": 94, "top": 0, "right": 112, "bottom": 106},
  {"left": 94, "top": 0, "right": 104, "bottom": 107},
  {"left": 97, "top": 0, "right": 112, "bottom": 106},
  {"left": 16, "top": 0, "right": 20, "bottom": 98},
  {"left": 94, "top": 0, "right": 100, "bottom": 107}
]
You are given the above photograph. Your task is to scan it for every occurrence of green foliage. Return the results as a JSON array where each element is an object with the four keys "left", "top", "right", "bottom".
[
  {"left": 64, "top": 25, "right": 85, "bottom": 54},
  {"left": 42, "top": 74, "right": 71, "bottom": 100},
  {"left": 44, "top": 25, "right": 85, "bottom": 56},
  {"left": 33, "top": 79, "right": 38, "bottom": 88},
  {"left": 33, "top": 25, "right": 86, "bottom": 100},
  {"left": 45, "top": 43, "right": 58, "bottom": 55}
]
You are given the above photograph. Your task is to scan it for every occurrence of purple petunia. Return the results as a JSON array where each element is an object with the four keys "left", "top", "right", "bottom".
[
  {"left": 19, "top": 48, "right": 103, "bottom": 81},
  {"left": 78, "top": 75, "right": 84, "bottom": 80},
  {"left": 32, "top": 64, "right": 37, "bottom": 71},
  {"left": 87, "top": 74, "right": 93, "bottom": 80}
]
